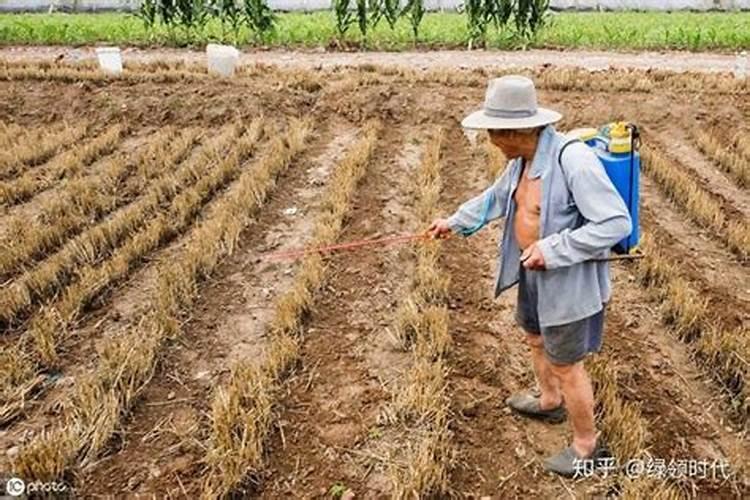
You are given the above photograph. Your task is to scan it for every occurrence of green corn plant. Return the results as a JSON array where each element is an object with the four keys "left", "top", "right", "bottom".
[
  {"left": 212, "top": 0, "right": 244, "bottom": 42},
  {"left": 244, "top": 0, "right": 276, "bottom": 41},
  {"left": 382, "top": 0, "right": 400, "bottom": 30},
  {"left": 356, "top": 0, "right": 369, "bottom": 38},
  {"left": 490, "top": 0, "right": 513, "bottom": 28},
  {"left": 527, "top": 0, "right": 549, "bottom": 35},
  {"left": 402, "top": 0, "right": 425, "bottom": 44},
  {"left": 332, "top": 0, "right": 355, "bottom": 39},
  {"left": 464, "top": 0, "right": 489, "bottom": 48},
  {"left": 369, "top": 0, "right": 399, "bottom": 30},
  {"left": 370, "top": 0, "right": 384, "bottom": 27},
  {"left": 515, "top": 0, "right": 549, "bottom": 38},
  {"left": 137, "top": 0, "right": 158, "bottom": 30},
  {"left": 158, "top": 0, "right": 178, "bottom": 28},
  {"left": 175, "top": 0, "right": 210, "bottom": 40}
]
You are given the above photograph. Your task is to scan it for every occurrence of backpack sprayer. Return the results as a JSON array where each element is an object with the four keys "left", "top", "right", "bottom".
[
  {"left": 567, "top": 121, "right": 641, "bottom": 255},
  {"left": 263, "top": 122, "right": 642, "bottom": 262}
]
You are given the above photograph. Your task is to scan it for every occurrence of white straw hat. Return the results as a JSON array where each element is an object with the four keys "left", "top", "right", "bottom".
[{"left": 462, "top": 75, "right": 562, "bottom": 130}]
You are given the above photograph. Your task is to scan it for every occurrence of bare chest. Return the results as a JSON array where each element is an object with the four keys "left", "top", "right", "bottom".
[{"left": 514, "top": 170, "right": 542, "bottom": 215}]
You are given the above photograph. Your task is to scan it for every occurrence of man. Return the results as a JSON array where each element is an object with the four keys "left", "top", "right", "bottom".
[{"left": 428, "top": 75, "right": 632, "bottom": 476}]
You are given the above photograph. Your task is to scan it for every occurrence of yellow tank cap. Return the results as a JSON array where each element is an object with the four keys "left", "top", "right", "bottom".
[
  {"left": 605, "top": 122, "right": 632, "bottom": 153},
  {"left": 609, "top": 121, "right": 630, "bottom": 139},
  {"left": 567, "top": 127, "right": 598, "bottom": 141}
]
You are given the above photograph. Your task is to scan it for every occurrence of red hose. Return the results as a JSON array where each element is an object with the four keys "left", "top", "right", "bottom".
[{"left": 262, "top": 232, "right": 431, "bottom": 261}]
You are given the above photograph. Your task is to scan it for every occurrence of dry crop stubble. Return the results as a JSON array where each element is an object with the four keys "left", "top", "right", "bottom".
[
  {"left": 202, "top": 120, "right": 380, "bottom": 499},
  {"left": 0, "top": 124, "right": 124, "bottom": 206},
  {"left": 641, "top": 145, "right": 750, "bottom": 259},
  {"left": 2, "top": 58, "right": 749, "bottom": 100},
  {"left": 0, "top": 127, "right": 199, "bottom": 280},
  {"left": 5, "top": 60, "right": 747, "bottom": 495},
  {"left": 587, "top": 352, "right": 683, "bottom": 498},
  {"left": 636, "top": 233, "right": 749, "bottom": 422},
  {"left": 356, "top": 64, "right": 749, "bottom": 97},
  {"left": 2, "top": 122, "right": 257, "bottom": 380},
  {"left": 0, "top": 125, "right": 242, "bottom": 329},
  {"left": 0, "top": 122, "right": 23, "bottom": 148},
  {"left": 693, "top": 128, "right": 750, "bottom": 188},
  {"left": 0, "top": 122, "right": 259, "bottom": 427},
  {"left": 382, "top": 128, "right": 454, "bottom": 498},
  {"left": 32, "top": 122, "right": 260, "bottom": 366},
  {"left": 11, "top": 118, "right": 312, "bottom": 482},
  {"left": 734, "top": 131, "right": 750, "bottom": 161},
  {"left": 0, "top": 122, "right": 89, "bottom": 180},
  {"left": 0, "top": 59, "right": 213, "bottom": 86}
]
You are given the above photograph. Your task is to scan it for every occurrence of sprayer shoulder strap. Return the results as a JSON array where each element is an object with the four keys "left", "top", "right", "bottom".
[{"left": 557, "top": 138, "right": 582, "bottom": 190}]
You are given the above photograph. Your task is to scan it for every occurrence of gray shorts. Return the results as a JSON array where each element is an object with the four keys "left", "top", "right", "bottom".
[{"left": 515, "top": 267, "right": 605, "bottom": 366}]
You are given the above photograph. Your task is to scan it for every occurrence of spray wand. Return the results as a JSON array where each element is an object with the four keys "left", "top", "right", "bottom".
[{"left": 261, "top": 231, "right": 642, "bottom": 263}]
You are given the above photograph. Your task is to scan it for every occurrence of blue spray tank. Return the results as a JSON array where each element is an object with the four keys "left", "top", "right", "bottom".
[{"left": 567, "top": 122, "right": 641, "bottom": 255}]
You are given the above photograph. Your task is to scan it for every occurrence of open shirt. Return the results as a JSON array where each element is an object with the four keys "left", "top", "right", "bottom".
[{"left": 447, "top": 125, "right": 632, "bottom": 328}]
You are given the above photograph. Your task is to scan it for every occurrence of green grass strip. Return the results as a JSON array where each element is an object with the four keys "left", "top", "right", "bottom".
[{"left": 0, "top": 11, "right": 748, "bottom": 52}]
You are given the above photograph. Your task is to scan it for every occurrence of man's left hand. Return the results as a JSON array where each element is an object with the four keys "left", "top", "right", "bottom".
[{"left": 521, "top": 243, "right": 546, "bottom": 270}]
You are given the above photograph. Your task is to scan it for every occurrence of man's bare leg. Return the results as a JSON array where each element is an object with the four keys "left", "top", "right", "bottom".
[
  {"left": 525, "top": 333, "right": 563, "bottom": 410},
  {"left": 549, "top": 360, "right": 597, "bottom": 457}
]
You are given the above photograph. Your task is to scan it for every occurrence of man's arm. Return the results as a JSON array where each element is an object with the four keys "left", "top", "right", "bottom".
[
  {"left": 445, "top": 162, "right": 514, "bottom": 236},
  {"left": 536, "top": 144, "right": 632, "bottom": 269}
]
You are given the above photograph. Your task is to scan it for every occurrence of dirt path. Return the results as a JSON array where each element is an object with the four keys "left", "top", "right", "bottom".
[{"left": 0, "top": 46, "right": 745, "bottom": 74}]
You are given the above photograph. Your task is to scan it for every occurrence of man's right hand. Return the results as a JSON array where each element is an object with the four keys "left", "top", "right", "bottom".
[{"left": 427, "top": 218, "right": 452, "bottom": 239}]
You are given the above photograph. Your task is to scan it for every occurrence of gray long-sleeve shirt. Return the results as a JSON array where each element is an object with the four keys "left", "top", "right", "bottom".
[{"left": 447, "top": 125, "right": 632, "bottom": 327}]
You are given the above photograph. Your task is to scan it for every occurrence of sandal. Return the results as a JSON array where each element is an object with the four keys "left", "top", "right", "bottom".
[
  {"left": 506, "top": 392, "right": 567, "bottom": 424},
  {"left": 544, "top": 441, "right": 611, "bottom": 477}
]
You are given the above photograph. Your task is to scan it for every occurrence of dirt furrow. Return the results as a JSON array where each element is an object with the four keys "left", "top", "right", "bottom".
[
  {"left": 77, "top": 120, "right": 357, "bottom": 497},
  {"left": 253, "top": 125, "right": 421, "bottom": 499},
  {"left": 660, "top": 130, "right": 750, "bottom": 220}
]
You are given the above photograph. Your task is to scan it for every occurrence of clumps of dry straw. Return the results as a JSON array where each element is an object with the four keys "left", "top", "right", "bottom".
[
  {"left": 693, "top": 128, "right": 749, "bottom": 188},
  {"left": 0, "top": 124, "right": 124, "bottom": 206},
  {"left": 11, "top": 118, "right": 311, "bottom": 482},
  {"left": 587, "top": 353, "right": 686, "bottom": 498},
  {"left": 202, "top": 121, "right": 381, "bottom": 499},
  {"left": 733, "top": 131, "right": 750, "bottom": 161},
  {"left": 0, "top": 122, "right": 89, "bottom": 180},
  {"left": 641, "top": 145, "right": 749, "bottom": 259},
  {"left": 0, "top": 125, "right": 237, "bottom": 328},
  {"left": 381, "top": 128, "right": 454, "bottom": 499},
  {"left": 0, "top": 127, "right": 198, "bottom": 279},
  {"left": 636, "top": 233, "right": 749, "bottom": 422},
  {"left": 0, "top": 122, "right": 261, "bottom": 427}
]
